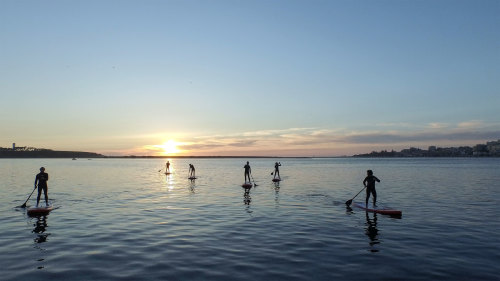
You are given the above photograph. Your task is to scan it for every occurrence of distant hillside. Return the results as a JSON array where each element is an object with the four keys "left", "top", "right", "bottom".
[{"left": 0, "top": 146, "right": 104, "bottom": 158}]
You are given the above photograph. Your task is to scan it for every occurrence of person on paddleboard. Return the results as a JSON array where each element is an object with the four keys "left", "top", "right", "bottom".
[
  {"left": 273, "top": 162, "right": 281, "bottom": 179},
  {"left": 363, "top": 170, "right": 380, "bottom": 207},
  {"left": 244, "top": 161, "right": 251, "bottom": 183},
  {"left": 166, "top": 161, "right": 171, "bottom": 173},
  {"left": 35, "top": 167, "right": 49, "bottom": 207},
  {"left": 189, "top": 164, "right": 196, "bottom": 178}
]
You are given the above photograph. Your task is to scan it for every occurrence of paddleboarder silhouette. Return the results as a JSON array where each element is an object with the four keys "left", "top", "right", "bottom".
[
  {"left": 363, "top": 169, "right": 380, "bottom": 207},
  {"left": 189, "top": 164, "right": 196, "bottom": 178},
  {"left": 35, "top": 167, "right": 49, "bottom": 207},
  {"left": 244, "top": 161, "right": 251, "bottom": 183},
  {"left": 273, "top": 162, "right": 281, "bottom": 179}
]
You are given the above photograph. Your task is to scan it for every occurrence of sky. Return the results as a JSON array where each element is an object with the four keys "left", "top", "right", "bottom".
[{"left": 1, "top": 0, "right": 499, "bottom": 156}]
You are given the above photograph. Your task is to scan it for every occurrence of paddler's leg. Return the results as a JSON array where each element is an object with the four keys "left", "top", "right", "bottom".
[
  {"left": 43, "top": 186, "right": 49, "bottom": 206},
  {"left": 36, "top": 186, "right": 42, "bottom": 207},
  {"left": 372, "top": 188, "right": 377, "bottom": 207},
  {"left": 365, "top": 188, "right": 370, "bottom": 207}
]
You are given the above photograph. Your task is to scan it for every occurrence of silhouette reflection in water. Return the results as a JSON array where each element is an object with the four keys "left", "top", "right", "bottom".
[
  {"left": 365, "top": 212, "right": 379, "bottom": 252},
  {"left": 243, "top": 187, "right": 251, "bottom": 206},
  {"left": 33, "top": 215, "right": 49, "bottom": 244},
  {"left": 273, "top": 183, "right": 280, "bottom": 206},
  {"left": 243, "top": 187, "right": 252, "bottom": 214},
  {"left": 273, "top": 181, "right": 280, "bottom": 189},
  {"left": 31, "top": 214, "right": 50, "bottom": 269},
  {"left": 189, "top": 179, "right": 196, "bottom": 193}
]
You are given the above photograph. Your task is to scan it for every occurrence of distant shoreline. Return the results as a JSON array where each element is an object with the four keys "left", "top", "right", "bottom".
[
  {"left": 1, "top": 154, "right": 499, "bottom": 159},
  {"left": 2, "top": 139, "right": 499, "bottom": 158}
]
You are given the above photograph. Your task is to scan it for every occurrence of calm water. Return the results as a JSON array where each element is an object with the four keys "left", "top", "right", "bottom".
[{"left": 1, "top": 158, "right": 499, "bottom": 280}]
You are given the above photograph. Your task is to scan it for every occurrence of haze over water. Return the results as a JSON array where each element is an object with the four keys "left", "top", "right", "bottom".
[{"left": 1, "top": 157, "right": 499, "bottom": 280}]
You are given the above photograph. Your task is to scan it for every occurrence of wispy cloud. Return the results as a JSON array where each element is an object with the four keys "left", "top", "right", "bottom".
[
  {"left": 428, "top": 122, "right": 449, "bottom": 129},
  {"left": 340, "top": 130, "right": 500, "bottom": 144},
  {"left": 458, "top": 120, "right": 483, "bottom": 128},
  {"left": 133, "top": 121, "right": 500, "bottom": 156}
]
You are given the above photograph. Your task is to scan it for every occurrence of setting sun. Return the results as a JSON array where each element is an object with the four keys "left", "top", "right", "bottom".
[{"left": 157, "top": 140, "right": 180, "bottom": 155}]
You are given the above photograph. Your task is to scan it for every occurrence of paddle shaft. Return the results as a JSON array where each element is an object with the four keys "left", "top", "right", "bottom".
[
  {"left": 250, "top": 173, "right": 258, "bottom": 186},
  {"left": 346, "top": 186, "right": 366, "bottom": 206},
  {"left": 21, "top": 185, "right": 37, "bottom": 207}
]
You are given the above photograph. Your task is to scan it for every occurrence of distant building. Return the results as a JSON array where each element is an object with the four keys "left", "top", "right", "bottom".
[
  {"left": 473, "top": 144, "right": 488, "bottom": 156},
  {"left": 12, "top": 143, "right": 15, "bottom": 150},
  {"left": 486, "top": 140, "right": 500, "bottom": 156}
]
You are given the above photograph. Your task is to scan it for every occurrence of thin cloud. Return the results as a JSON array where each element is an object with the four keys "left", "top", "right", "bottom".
[
  {"left": 458, "top": 120, "right": 483, "bottom": 128},
  {"left": 428, "top": 123, "right": 449, "bottom": 129},
  {"left": 341, "top": 130, "right": 500, "bottom": 144},
  {"left": 133, "top": 121, "right": 500, "bottom": 156},
  {"left": 183, "top": 125, "right": 500, "bottom": 148}
]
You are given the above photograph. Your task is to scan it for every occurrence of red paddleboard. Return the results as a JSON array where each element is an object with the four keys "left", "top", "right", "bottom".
[
  {"left": 272, "top": 178, "right": 281, "bottom": 182},
  {"left": 27, "top": 205, "right": 54, "bottom": 216},
  {"left": 241, "top": 183, "right": 253, "bottom": 188},
  {"left": 353, "top": 202, "right": 402, "bottom": 216}
]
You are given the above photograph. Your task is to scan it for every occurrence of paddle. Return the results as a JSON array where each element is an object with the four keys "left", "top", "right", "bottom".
[
  {"left": 19, "top": 184, "right": 37, "bottom": 208},
  {"left": 250, "top": 173, "right": 258, "bottom": 186},
  {"left": 345, "top": 186, "right": 366, "bottom": 206}
]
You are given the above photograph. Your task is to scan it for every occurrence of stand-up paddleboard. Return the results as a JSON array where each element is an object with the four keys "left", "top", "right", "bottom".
[
  {"left": 272, "top": 178, "right": 281, "bottom": 182},
  {"left": 241, "top": 183, "right": 253, "bottom": 188},
  {"left": 353, "top": 202, "right": 402, "bottom": 216},
  {"left": 27, "top": 205, "right": 54, "bottom": 216},
  {"left": 165, "top": 172, "right": 171, "bottom": 175},
  {"left": 188, "top": 177, "right": 197, "bottom": 180}
]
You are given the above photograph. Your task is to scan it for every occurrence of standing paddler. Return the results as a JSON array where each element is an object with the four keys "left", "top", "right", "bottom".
[
  {"left": 244, "top": 161, "right": 251, "bottom": 184},
  {"left": 189, "top": 164, "right": 196, "bottom": 178},
  {"left": 363, "top": 169, "right": 380, "bottom": 207},
  {"left": 35, "top": 167, "right": 49, "bottom": 207},
  {"left": 273, "top": 162, "right": 281, "bottom": 180}
]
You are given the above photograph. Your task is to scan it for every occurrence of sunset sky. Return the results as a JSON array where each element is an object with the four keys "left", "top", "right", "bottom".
[{"left": 1, "top": 0, "right": 498, "bottom": 156}]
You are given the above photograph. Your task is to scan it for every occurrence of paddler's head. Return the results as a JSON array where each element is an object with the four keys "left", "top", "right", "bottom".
[{"left": 40, "top": 167, "right": 45, "bottom": 172}]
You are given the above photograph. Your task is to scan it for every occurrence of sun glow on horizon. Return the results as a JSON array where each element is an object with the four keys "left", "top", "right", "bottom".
[{"left": 156, "top": 140, "right": 181, "bottom": 155}]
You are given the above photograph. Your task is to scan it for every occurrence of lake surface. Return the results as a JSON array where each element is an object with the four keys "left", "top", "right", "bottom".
[{"left": 1, "top": 158, "right": 499, "bottom": 280}]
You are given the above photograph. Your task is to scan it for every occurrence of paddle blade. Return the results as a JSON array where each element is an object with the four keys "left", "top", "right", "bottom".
[{"left": 345, "top": 199, "right": 353, "bottom": 206}]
